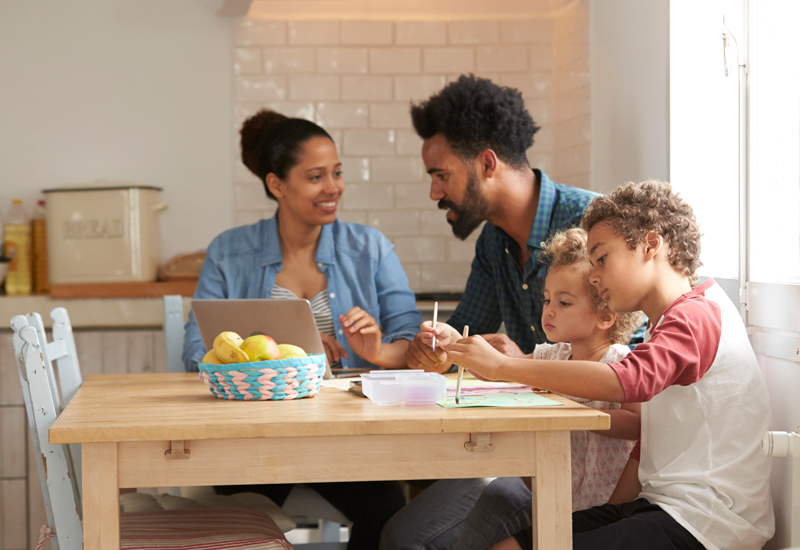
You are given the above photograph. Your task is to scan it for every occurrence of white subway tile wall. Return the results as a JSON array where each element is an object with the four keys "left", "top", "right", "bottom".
[
  {"left": 234, "top": 17, "right": 588, "bottom": 293},
  {"left": 552, "top": 2, "right": 591, "bottom": 189}
]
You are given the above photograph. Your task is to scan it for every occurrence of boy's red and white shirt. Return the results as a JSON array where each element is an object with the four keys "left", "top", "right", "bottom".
[{"left": 609, "top": 279, "right": 775, "bottom": 550}]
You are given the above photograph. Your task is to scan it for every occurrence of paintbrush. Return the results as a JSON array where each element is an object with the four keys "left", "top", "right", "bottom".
[
  {"left": 431, "top": 301, "right": 438, "bottom": 352},
  {"left": 455, "top": 325, "right": 469, "bottom": 404}
]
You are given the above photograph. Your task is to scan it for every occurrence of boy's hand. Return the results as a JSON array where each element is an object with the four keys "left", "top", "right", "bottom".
[
  {"left": 340, "top": 307, "right": 381, "bottom": 364},
  {"left": 419, "top": 320, "right": 461, "bottom": 350},
  {"left": 481, "top": 333, "right": 526, "bottom": 357},
  {"left": 447, "top": 335, "right": 506, "bottom": 380}
]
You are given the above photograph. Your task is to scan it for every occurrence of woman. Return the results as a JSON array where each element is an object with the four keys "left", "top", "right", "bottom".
[
  {"left": 182, "top": 110, "right": 420, "bottom": 549},
  {"left": 183, "top": 109, "right": 421, "bottom": 371}
]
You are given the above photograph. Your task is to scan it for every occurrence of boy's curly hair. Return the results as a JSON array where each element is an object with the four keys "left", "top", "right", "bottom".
[
  {"left": 541, "top": 228, "right": 642, "bottom": 345},
  {"left": 410, "top": 74, "right": 540, "bottom": 169},
  {"left": 580, "top": 180, "right": 703, "bottom": 287}
]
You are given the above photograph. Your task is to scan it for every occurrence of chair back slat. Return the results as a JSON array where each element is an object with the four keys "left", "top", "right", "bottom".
[
  {"left": 50, "top": 307, "right": 83, "bottom": 406},
  {"left": 47, "top": 307, "right": 84, "bottom": 499},
  {"left": 24, "top": 312, "right": 62, "bottom": 412},
  {"left": 11, "top": 316, "right": 60, "bottom": 550},
  {"left": 19, "top": 325, "right": 83, "bottom": 550},
  {"left": 164, "top": 295, "right": 185, "bottom": 373}
]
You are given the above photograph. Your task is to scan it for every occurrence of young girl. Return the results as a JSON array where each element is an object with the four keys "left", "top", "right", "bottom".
[{"left": 380, "top": 228, "right": 642, "bottom": 550}]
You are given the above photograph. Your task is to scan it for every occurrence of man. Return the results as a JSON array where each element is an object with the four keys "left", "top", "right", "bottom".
[
  {"left": 405, "top": 74, "right": 599, "bottom": 372},
  {"left": 382, "top": 75, "right": 600, "bottom": 550}
]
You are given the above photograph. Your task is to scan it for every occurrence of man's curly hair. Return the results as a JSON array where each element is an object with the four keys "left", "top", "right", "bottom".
[
  {"left": 580, "top": 180, "right": 703, "bottom": 287},
  {"left": 410, "top": 74, "right": 540, "bottom": 169},
  {"left": 540, "top": 228, "right": 642, "bottom": 345}
]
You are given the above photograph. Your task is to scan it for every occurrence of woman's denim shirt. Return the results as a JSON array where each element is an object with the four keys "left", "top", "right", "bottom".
[{"left": 182, "top": 215, "right": 422, "bottom": 372}]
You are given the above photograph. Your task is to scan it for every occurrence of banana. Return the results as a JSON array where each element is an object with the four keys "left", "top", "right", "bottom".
[
  {"left": 201, "top": 349, "right": 224, "bottom": 365},
  {"left": 213, "top": 331, "right": 248, "bottom": 364},
  {"left": 277, "top": 343, "right": 307, "bottom": 359}
]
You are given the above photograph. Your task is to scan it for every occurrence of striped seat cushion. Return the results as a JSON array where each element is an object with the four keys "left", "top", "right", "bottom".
[{"left": 120, "top": 508, "right": 293, "bottom": 549}]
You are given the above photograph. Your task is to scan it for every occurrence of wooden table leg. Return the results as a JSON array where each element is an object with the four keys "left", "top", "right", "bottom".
[
  {"left": 82, "top": 442, "right": 121, "bottom": 550},
  {"left": 531, "top": 431, "right": 571, "bottom": 550}
]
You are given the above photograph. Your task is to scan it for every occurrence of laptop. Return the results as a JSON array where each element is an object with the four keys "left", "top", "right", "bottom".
[{"left": 192, "top": 299, "right": 332, "bottom": 379}]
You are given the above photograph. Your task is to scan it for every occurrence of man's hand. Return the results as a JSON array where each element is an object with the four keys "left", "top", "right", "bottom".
[
  {"left": 319, "top": 331, "right": 348, "bottom": 366},
  {"left": 404, "top": 332, "right": 451, "bottom": 373},
  {"left": 447, "top": 335, "right": 507, "bottom": 380},
  {"left": 481, "top": 333, "right": 526, "bottom": 357}
]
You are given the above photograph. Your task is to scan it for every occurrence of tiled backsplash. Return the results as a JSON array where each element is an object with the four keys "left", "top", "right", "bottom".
[{"left": 233, "top": 13, "right": 590, "bottom": 293}]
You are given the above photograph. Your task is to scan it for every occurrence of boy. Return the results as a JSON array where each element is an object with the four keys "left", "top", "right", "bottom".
[{"left": 448, "top": 180, "right": 774, "bottom": 550}]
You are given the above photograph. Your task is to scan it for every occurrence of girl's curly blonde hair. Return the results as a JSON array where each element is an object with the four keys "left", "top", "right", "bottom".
[{"left": 540, "top": 228, "right": 642, "bottom": 345}]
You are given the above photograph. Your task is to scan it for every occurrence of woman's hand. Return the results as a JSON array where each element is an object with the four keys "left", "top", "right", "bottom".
[
  {"left": 319, "top": 331, "right": 348, "bottom": 366},
  {"left": 340, "top": 307, "right": 382, "bottom": 365},
  {"left": 447, "top": 335, "right": 507, "bottom": 380}
]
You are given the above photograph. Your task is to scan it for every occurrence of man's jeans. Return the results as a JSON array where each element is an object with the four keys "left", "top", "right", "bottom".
[{"left": 380, "top": 477, "right": 532, "bottom": 550}]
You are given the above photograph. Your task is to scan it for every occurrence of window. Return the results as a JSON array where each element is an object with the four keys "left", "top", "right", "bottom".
[
  {"left": 671, "top": 0, "right": 800, "bottom": 332},
  {"left": 669, "top": 0, "right": 741, "bottom": 280},
  {"left": 748, "top": 0, "right": 800, "bottom": 284}
]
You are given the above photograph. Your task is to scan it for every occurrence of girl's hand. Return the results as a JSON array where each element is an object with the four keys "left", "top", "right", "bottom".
[
  {"left": 340, "top": 307, "right": 382, "bottom": 364},
  {"left": 447, "top": 335, "right": 507, "bottom": 380},
  {"left": 419, "top": 321, "right": 461, "bottom": 350},
  {"left": 319, "top": 332, "right": 348, "bottom": 366}
]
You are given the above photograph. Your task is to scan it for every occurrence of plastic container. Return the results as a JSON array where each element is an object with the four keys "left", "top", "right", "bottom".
[
  {"left": 4, "top": 199, "right": 32, "bottom": 295},
  {"left": 31, "top": 200, "right": 49, "bottom": 293},
  {"left": 43, "top": 183, "right": 166, "bottom": 284},
  {"left": 360, "top": 370, "right": 447, "bottom": 406}
]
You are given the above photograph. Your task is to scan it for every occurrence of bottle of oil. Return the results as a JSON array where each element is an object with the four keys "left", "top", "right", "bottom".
[
  {"left": 4, "top": 199, "right": 32, "bottom": 295},
  {"left": 31, "top": 199, "right": 50, "bottom": 294}
]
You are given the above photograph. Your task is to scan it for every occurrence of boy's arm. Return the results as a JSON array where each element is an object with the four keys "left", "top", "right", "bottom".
[
  {"left": 447, "top": 335, "right": 626, "bottom": 403},
  {"left": 607, "top": 456, "right": 641, "bottom": 505}
]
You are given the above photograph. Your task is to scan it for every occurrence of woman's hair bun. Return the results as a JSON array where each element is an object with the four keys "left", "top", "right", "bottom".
[{"left": 240, "top": 110, "right": 289, "bottom": 179}]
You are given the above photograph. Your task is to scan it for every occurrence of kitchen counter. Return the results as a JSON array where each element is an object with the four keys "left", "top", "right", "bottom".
[
  {"left": 0, "top": 295, "right": 192, "bottom": 329},
  {"left": 0, "top": 296, "right": 457, "bottom": 329}
]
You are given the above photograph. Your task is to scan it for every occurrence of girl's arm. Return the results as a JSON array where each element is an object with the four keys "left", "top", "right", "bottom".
[
  {"left": 594, "top": 403, "right": 640, "bottom": 440},
  {"left": 447, "top": 335, "right": 626, "bottom": 403},
  {"left": 606, "top": 457, "right": 641, "bottom": 504}
]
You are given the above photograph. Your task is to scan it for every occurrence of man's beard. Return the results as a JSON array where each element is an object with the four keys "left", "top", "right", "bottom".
[{"left": 438, "top": 168, "right": 489, "bottom": 240}]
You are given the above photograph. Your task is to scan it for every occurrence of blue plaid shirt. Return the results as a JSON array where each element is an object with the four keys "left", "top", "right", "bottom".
[{"left": 447, "top": 170, "right": 600, "bottom": 354}]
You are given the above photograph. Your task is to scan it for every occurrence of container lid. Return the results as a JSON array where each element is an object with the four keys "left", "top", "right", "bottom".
[
  {"left": 360, "top": 370, "right": 445, "bottom": 383},
  {"left": 43, "top": 180, "right": 162, "bottom": 193}
]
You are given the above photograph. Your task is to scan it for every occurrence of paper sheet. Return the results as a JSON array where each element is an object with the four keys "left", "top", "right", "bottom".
[{"left": 437, "top": 392, "right": 563, "bottom": 408}]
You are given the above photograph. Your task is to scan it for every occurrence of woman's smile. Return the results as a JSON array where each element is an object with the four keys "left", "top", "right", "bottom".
[{"left": 314, "top": 198, "right": 339, "bottom": 213}]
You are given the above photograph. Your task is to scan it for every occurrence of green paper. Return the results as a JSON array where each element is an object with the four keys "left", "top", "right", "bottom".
[{"left": 437, "top": 393, "right": 564, "bottom": 408}]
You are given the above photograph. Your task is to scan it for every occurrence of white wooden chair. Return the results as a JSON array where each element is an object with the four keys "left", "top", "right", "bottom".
[
  {"left": 11, "top": 314, "right": 294, "bottom": 550},
  {"left": 162, "top": 295, "right": 351, "bottom": 546}
]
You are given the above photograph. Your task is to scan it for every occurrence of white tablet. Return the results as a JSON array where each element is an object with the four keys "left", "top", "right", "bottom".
[{"left": 192, "top": 298, "right": 332, "bottom": 379}]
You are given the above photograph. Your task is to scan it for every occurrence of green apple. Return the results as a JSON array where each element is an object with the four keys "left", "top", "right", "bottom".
[{"left": 240, "top": 334, "right": 281, "bottom": 361}]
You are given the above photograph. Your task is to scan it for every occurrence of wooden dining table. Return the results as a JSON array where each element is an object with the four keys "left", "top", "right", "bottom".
[{"left": 49, "top": 373, "right": 609, "bottom": 550}]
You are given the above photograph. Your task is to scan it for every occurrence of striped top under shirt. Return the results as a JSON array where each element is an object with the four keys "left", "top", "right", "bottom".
[{"left": 271, "top": 283, "right": 340, "bottom": 368}]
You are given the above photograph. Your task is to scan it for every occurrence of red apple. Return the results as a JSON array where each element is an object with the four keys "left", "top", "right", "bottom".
[{"left": 240, "top": 334, "right": 281, "bottom": 361}]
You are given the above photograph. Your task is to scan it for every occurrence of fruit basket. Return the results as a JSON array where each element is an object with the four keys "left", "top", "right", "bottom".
[{"left": 198, "top": 354, "right": 326, "bottom": 401}]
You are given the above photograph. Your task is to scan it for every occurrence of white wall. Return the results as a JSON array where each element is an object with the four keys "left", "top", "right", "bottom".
[
  {"left": 759, "top": 348, "right": 800, "bottom": 550},
  {"left": 0, "top": 0, "right": 235, "bottom": 263},
  {"left": 589, "top": 0, "right": 669, "bottom": 193}
]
